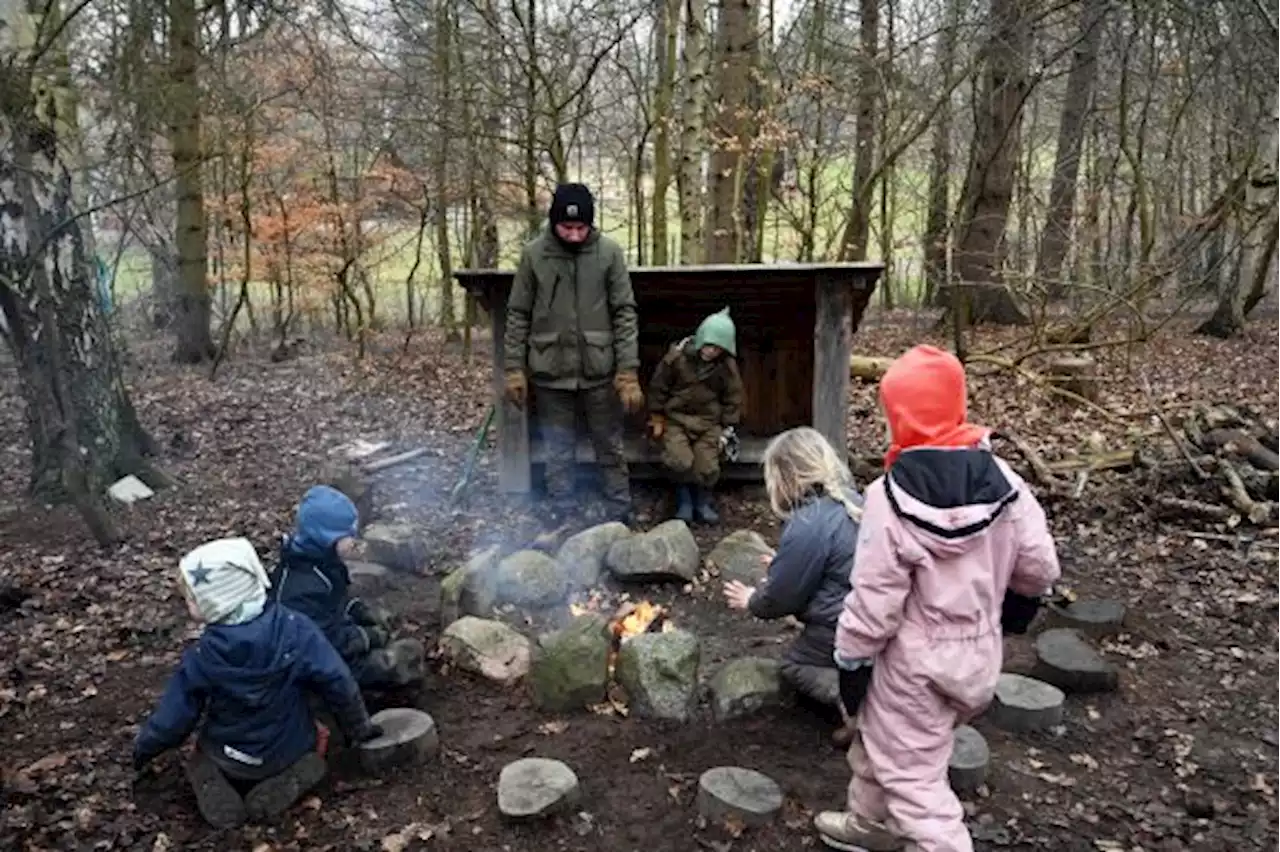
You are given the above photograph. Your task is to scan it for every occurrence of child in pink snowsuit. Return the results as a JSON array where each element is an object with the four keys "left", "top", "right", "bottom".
[{"left": 814, "top": 345, "right": 1061, "bottom": 852}]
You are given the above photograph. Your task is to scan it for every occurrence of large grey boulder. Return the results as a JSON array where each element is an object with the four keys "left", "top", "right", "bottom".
[
  {"left": 708, "top": 657, "right": 784, "bottom": 721},
  {"left": 494, "top": 550, "right": 569, "bottom": 609},
  {"left": 705, "top": 530, "right": 774, "bottom": 584},
  {"left": 362, "top": 521, "right": 428, "bottom": 572},
  {"left": 530, "top": 616, "right": 612, "bottom": 712},
  {"left": 439, "top": 546, "right": 500, "bottom": 625},
  {"left": 439, "top": 617, "right": 532, "bottom": 684},
  {"left": 557, "top": 522, "right": 633, "bottom": 589},
  {"left": 606, "top": 520, "right": 700, "bottom": 583},
  {"left": 614, "top": 629, "right": 700, "bottom": 722}
]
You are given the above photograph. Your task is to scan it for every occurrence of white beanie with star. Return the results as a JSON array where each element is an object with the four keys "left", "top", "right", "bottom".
[{"left": 178, "top": 537, "right": 272, "bottom": 626}]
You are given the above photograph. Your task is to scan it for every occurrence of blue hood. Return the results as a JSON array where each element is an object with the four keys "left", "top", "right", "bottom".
[{"left": 288, "top": 486, "right": 358, "bottom": 557}]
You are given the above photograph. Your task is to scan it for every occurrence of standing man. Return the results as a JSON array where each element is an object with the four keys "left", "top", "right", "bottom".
[{"left": 503, "top": 183, "right": 644, "bottom": 524}]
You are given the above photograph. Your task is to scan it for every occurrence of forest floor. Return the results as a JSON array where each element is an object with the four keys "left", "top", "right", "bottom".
[{"left": 0, "top": 309, "right": 1277, "bottom": 852}]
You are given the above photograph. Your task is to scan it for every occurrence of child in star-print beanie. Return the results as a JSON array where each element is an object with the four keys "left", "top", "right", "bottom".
[
  {"left": 178, "top": 537, "right": 272, "bottom": 625},
  {"left": 134, "top": 537, "right": 380, "bottom": 828}
]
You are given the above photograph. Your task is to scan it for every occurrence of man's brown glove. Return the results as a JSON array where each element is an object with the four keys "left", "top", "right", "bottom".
[
  {"left": 647, "top": 413, "right": 665, "bottom": 441},
  {"left": 504, "top": 370, "right": 527, "bottom": 409},
  {"left": 613, "top": 370, "right": 645, "bottom": 414}
]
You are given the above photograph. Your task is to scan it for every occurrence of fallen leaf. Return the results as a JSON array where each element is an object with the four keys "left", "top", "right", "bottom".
[{"left": 629, "top": 747, "right": 652, "bottom": 763}]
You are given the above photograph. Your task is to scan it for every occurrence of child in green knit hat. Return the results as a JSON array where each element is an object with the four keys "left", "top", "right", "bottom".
[{"left": 647, "top": 307, "right": 745, "bottom": 523}]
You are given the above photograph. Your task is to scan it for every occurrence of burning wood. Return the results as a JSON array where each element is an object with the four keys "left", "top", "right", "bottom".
[{"left": 611, "top": 600, "right": 670, "bottom": 641}]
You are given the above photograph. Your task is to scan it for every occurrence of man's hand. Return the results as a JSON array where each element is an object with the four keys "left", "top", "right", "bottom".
[
  {"left": 723, "top": 579, "right": 756, "bottom": 611},
  {"left": 613, "top": 370, "right": 645, "bottom": 414},
  {"left": 504, "top": 370, "right": 527, "bottom": 409},
  {"left": 647, "top": 413, "right": 665, "bottom": 441}
]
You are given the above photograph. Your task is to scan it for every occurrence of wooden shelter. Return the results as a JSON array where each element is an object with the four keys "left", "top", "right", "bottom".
[{"left": 454, "top": 262, "right": 884, "bottom": 494}]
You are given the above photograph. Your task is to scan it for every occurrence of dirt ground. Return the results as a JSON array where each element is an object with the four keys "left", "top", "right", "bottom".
[{"left": 1, "top": 311, "right": 1277, "bottom": 852}]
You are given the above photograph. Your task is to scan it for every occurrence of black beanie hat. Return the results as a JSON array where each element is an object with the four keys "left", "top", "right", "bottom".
[{"left": 549, "top": 183, "right": 595, "bottom": 228}]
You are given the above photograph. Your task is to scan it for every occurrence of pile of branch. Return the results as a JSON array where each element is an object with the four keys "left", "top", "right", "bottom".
[{"left": 1164, "top": 405, "right": 1280, "bottom": 525}]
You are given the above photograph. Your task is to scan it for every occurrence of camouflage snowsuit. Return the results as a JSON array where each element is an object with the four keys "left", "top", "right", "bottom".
[{"left": 647, "top": 338, "right": 744, "bottom": 487}]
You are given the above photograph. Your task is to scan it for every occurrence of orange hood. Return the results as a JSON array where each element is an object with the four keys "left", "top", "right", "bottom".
[{"left": 879, "top": 345, "right": 988, "bottom": 468}]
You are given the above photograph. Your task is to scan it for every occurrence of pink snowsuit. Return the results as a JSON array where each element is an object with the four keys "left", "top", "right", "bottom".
[{"left": 835, "top": 346, "right": 1061, "bottom": 852}]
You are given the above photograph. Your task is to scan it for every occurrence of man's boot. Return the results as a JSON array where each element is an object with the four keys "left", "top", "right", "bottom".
[
  {"left": 243, "top": 752, "right": 327, "bottom": 822},
  {"left": 693, "top": 487, "right": 720, "bottom": 525},
  {"left": 674, "top": 485, "right": 694, "bottom": 522}
]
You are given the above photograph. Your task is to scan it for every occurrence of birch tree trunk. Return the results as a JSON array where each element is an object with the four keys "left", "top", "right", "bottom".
[
  {"left": 705, "top": 0, "right": 755, "bottom": 263},
  {"left": 1034, "top": 0, "right": 1106, "bottom": 298},
  {"left": 434, "top": 0, "right": 457, "bottom": 339},
  {"left": 949, "top": 0, "right": 1031, "bottom": 326},
  {"left": 169, "top": 0, "right": 216, "bottom": 362},
  {"left": 1197, "top": 98, "right": 1279, "bottom": 337},
  {"left": 677, "top": 0, "right": 709, "bottom": 263},
  {"left": 0, "top": 0, "right": 159, "bottom": 544},
  {"left": 650, "top": 0, "right": 680, "bottom": 265}
]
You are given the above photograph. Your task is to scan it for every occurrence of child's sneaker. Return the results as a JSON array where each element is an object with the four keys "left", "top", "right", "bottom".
[
  {"left": 813, "top": 811, "right": 904, "bottom": 851},
  {"left": 185, "top": 753, "right": 247, "bottom": 829},
  {"left": 243, "top": 752, "right": 327, "bottom": 822}
]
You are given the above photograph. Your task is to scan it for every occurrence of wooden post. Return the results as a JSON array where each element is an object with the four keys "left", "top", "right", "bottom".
[
  {"left": 812, "top": 273, "right": 853, "bottom": 463},
  {"left": 490, "top": 278, "right": 532, "bottom": 493}
]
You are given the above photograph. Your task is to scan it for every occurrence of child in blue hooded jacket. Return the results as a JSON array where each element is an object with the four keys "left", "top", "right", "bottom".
[
  {"left": 133, "top": 537, "right": 382, "bottom": 828},
  {"left": 271, "top": 485, "right": 424, "bottom": 689}
]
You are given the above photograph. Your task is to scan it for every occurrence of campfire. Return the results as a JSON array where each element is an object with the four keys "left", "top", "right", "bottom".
[
  {"left": 610, "top": 600, "right": 672, "bottom": 641},
  {"left": 569, "top": 597, "right": 674, "bottom": 675}
]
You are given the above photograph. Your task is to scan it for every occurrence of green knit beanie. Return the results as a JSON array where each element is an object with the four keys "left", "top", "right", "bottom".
[{"left": 693, "top": 307, "right": 737, "bottom": 356}]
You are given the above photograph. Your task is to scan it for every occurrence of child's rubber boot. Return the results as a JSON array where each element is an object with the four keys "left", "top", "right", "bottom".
[
  {"left": 674, "top": 485, "right": 694, "bottom": 523},
  {"left": 243, "top": 752, "right": 327, "bottom": 822},
  {"left": 813, "top": 811, "right": 905, "bottom": 852},
  {"left": 693, "top": 487, "right": 720, "bottom": 525},
  {"left": 365, "top": 638, "right": 426, "bottom": 687},
  {"left": 185, "top": 753, "right": 247, "bottom": 829}
]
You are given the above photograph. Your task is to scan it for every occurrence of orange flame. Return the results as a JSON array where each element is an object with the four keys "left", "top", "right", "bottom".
[{"left": 612, "top": 601, "right": 667, "bottom": 640}]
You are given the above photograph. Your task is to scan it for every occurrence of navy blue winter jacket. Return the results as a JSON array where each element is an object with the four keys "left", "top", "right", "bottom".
[
  {"left": 134, "top": 603, "right": 367, "bottom": 778},
  {"left": 749, "top": 488, "right": 863, "bottom": 667},
  {"left": 271, "top": 485, "right": 371, "bottom": 664}
]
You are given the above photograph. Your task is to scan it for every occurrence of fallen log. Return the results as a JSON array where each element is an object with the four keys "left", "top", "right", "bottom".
[
  {"left": 1198, "top": 428, "right": 1279, "bottom": 472},
  {"left": 1046, "top": 449, "right": 1137, "bottom": 475},
  {"left": 849, "top": 355, "right": 895, "bottom": 382},
  {"left": 363, "top": 447, "right": 429, "bottom": 473}
]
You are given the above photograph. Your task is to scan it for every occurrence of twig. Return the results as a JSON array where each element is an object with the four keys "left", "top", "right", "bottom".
[
  {"left": 363, "top": 447, "right": 429, "bottom": 473},
  {"left": 1139, "top": 373, "right": 1209, "bottom": 479},
  {"left": 1218, "top": 460, "right": 1278, "bottom": 525},
  {"left": 995, "top": 430, "right": 1064, "bottom": 491},
  {"left": 1155, "top": 496, "right": 1233, "bottom": 520},
  {"left": 1184, "top": 530, "right": 1280, "bottom": 550}
]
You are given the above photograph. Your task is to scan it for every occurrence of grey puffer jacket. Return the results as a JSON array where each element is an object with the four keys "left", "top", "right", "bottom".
[{"left": 749, "top": 488, "right": 863, "bottom": 667}]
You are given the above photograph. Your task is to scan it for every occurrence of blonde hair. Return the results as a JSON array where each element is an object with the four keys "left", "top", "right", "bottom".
[{"left": 762, "top": 427, "right": 863, "bottom": 522}]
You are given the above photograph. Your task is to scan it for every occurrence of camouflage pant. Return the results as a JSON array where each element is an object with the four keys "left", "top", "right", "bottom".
[
  {"left": 661, "top": 422, "right": 721, "bottom": 487},
  {"left": 537, "top": 384, "right": 630, "bottom": 503}
]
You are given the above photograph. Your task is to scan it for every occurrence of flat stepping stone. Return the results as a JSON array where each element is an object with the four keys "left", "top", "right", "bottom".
[
  {"left": 1043, "top": 599, "right": 1126, "bottom": 639},
  {"left": 357, "top": 708, "right": 439, "bottom": 774},
  {"left": 696, "top": 767, "right": 783, "bottom": 827},
  {"left": 988, "top": 673, "right": 1065, "bottom": 732},
  {"left": 948, "top": 725, "right": 990, "bottom": 793},
  {"left": 1031, "top": 628, "right": 1119, "bottom": 694},
  {"left": 497, "top": 757, "right": 581, "bottom": 820}
]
